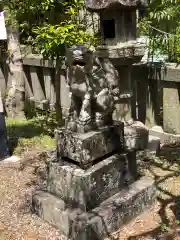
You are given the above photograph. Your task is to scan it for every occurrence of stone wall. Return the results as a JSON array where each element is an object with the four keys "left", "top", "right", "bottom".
[
  {"left": 133, "top": 63, "right": 180, "bottom": 134},
  {"left": 0, "top": 53, "right": 180, "bottom": 134},
  {"left": 0, "top": 53, "right": 71, "bottom": 117}
]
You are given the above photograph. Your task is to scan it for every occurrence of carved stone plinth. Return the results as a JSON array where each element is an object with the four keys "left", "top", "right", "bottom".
[
  {"left": 47, "top": 152, "right": 135, "bottom": 211},
  {"left": 33, "top": 176, "right": 155, "bottom": 240},
  {"left": 55, "top": 123, "right": 124, "bottom": 168},
  {"left": 32, "top": 135, "right": 155, "bottom": 240}
]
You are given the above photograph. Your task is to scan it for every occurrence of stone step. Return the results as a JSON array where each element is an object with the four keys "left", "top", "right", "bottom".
[
  {"left": 47, "top": 152, "right": 137, "bottom": 211},
  {"left": 32, "top": 176, "right": 155, "bottom": 240}
]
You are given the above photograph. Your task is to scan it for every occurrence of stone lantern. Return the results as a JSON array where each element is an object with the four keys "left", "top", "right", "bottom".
[
  {"left": 86, "top": 0, "right": 148, "bottom": 99},
  {"left": 86, "top": 0, "right": 148, "bottom": 49},
  {"left": 86, "top": 0, "right": 149, "bottom": 150}
]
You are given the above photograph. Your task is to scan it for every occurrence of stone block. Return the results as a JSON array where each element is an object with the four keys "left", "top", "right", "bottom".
[
  {"left": 96, "top": 44, "right": 145, "bottom": 60},
  {"left": 47, "top": 153, "right": 135, "bottom": 211},
  {"left": 136, "top": 135, "right": 160, "bottom": 160},
  {"left": 148, "top": 135, "right": 160, "bottom": 153},
  {"left": 33, "top": 191, "right": 82, "bottom": 237},
  {"left": 163, "top": 82, "right": 180, "bottom": 134},
  {"left": 124, "top": 121, "right": 149, "bottom": 150},
  {"left": 33, "top": 176, "right": 156, "bottom": 240},
  {"left": 55, "top": 123, "right": 124, "bottom": 167},
  {"left": 149, "top": 125, "right": 180, "bottom": 145}
]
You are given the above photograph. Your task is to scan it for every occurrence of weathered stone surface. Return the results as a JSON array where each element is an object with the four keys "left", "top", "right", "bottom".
[
  {"left": 33, "top": 191, "right": 82, "bottom": 237},
  {"left": 148, "top": 135, "right": 160, "bottom": 153},
  {"left": 0, "top": 113, "right": 10, "bottom": 160},
  {"left": 66, "top": 45, "right": 121, "bottom": 133},
  {"left": 124, "top": 121, "right": 149, "bottom": 150},
  {"left": 148, "top": 63, "right": 180, "bottom": 83},
  {"left": 96, "top": 44, "right": 146, "bottom": 60},
  {"left": 33, "top": 176, "right": 156, "bottom": 240},
  {"left": 5, "top": 26, "right": 25, "bottom": 119},
  {"left": 163, "top": 82, "right": 180, "bottom": 134},
  {"left": 85, "top": 0, "right": 148, "bottom": 11},
  {"left": 47, "top": 152, "right": 135, "bottom": 211},
  {"left": 5, "top": 87, "right": 25, "bottom": 119},
  {"left": 55, "top": 123, "right": 124, "bottom": 167},
  {"left": 149, "top": 125, "right": 180, "bottom": 145}
]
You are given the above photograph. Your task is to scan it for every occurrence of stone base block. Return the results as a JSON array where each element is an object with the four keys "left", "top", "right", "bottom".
[
  {"left": 55, "top": 123, "right": 124, "bottom": 168},
  {"left": 33, "top": 176, "right": 155, "bottom": 240},
  {"left": 149, "top": 125, "right": 180, "bottom": 146},
  {"left": 47, "top": 152, "right": 136, "bottom": 211},
  {"left": 148, "top": 135, "right": 160, "bottom": 153},
  {"left": 124, "top": 121, "right": 149, "bottom": 150}
]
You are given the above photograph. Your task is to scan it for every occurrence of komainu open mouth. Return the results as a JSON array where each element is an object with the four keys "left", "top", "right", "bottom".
[{"left": 73, "top": 59, "right": 86, "bottom": 66}]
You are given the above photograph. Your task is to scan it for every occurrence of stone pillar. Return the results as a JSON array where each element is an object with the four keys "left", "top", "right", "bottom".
[
  {"left": 163, "top": 81, "right": 180, "bottom": 134},
  {"left": 113, "top": 64, "right": 149, "bottom": 151},
  {"left": 114, "top": 65, "right": 133, "bottom": 123},
  {"left": 5, "top": 25, "right": 25, "bottom": 119}
]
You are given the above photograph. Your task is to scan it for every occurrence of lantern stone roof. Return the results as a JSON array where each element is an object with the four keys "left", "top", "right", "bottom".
[{"left": 85, "top": 0, "right": 148, "bottom": 11}]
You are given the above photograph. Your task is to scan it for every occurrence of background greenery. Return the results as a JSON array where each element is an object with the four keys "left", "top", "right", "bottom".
[
  {"left": 1, "top": 0, "right": 98, "bottom": 58},
  {"left": 1, "top": 0, "right": 179, "bottom": 62},
  {"left": 139, "top": 0, "right": 180, "bottom": 62}
]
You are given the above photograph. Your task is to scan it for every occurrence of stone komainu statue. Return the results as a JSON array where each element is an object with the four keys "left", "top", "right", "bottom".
[{"left": 66, "top": 45, "right": 120, "bottom": 133}]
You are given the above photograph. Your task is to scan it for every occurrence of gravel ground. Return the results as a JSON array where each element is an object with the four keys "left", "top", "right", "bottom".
[
  {"left": 0, "top": 148, "right": 180, "bottom": 240},
  {"left": 0, "top": 150, "right": 64, "bottom": 240}
]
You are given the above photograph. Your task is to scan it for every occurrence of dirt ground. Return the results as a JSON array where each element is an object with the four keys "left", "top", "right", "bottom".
[{"left": 0, "top": 148, "right": 180, "bottom": 240}]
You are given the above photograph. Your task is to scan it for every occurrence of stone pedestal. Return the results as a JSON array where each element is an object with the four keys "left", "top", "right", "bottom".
[
  {"left": 55, "top": 123, "right": 124, "bottom": 168},
  {"left": 33, "top": 176, "right": 155, "bottom": 239},
  {"left": 32, "top": 123, "right": 155, "bottom": 239},
  {"left": 47, "top": 152, "right": 135, "bottom": 212}
]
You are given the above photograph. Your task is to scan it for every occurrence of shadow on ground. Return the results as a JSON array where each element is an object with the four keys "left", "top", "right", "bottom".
[
  {"left": 127, "top": 146, "right": 180, "bottom": 240},
  {"left": 6, "top": 118, "right": 56, "bottom": 155},
  {"left": 7, "top": 121, "right": 45, "bottom": 154}
]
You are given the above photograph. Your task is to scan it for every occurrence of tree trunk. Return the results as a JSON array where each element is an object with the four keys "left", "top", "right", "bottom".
[{"left": 5, "top": 19, "right": 25, "bottom": 119}]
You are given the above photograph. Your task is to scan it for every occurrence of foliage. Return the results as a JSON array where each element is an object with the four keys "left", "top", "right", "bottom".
[
  {"left": 32, "top": 22, "right": 97, "bottom": 59},
  {"left": 31, "top": 2, "right": 99, "bottom": 59},
  {"left": 1, "top": 0, "right": 98, "bottom": 58},
  {"left": 1, "top": 0, "right": 98, "bottom": 122},
  {"left": 138, "top": 0, "right": 180, "bottom": 62},
  {"left": 6, "top": 118, "right": 56, "bottom": 155},
  {"left": 33, "top": 108, "right": 61, "bottom": 136},
  {"left": 25, "top": 103, "right": 63, "bottom": 136},
  {"left": 160, "top": 223, "right": 169, "bottom": 233},
  {"left": 1, "top": 0, "right": 64, "bottom": 39}
]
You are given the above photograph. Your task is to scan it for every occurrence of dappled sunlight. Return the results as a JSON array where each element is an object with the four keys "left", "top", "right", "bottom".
[{"left": 6, "top": 118, "right": 55, "bottom": 156}]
